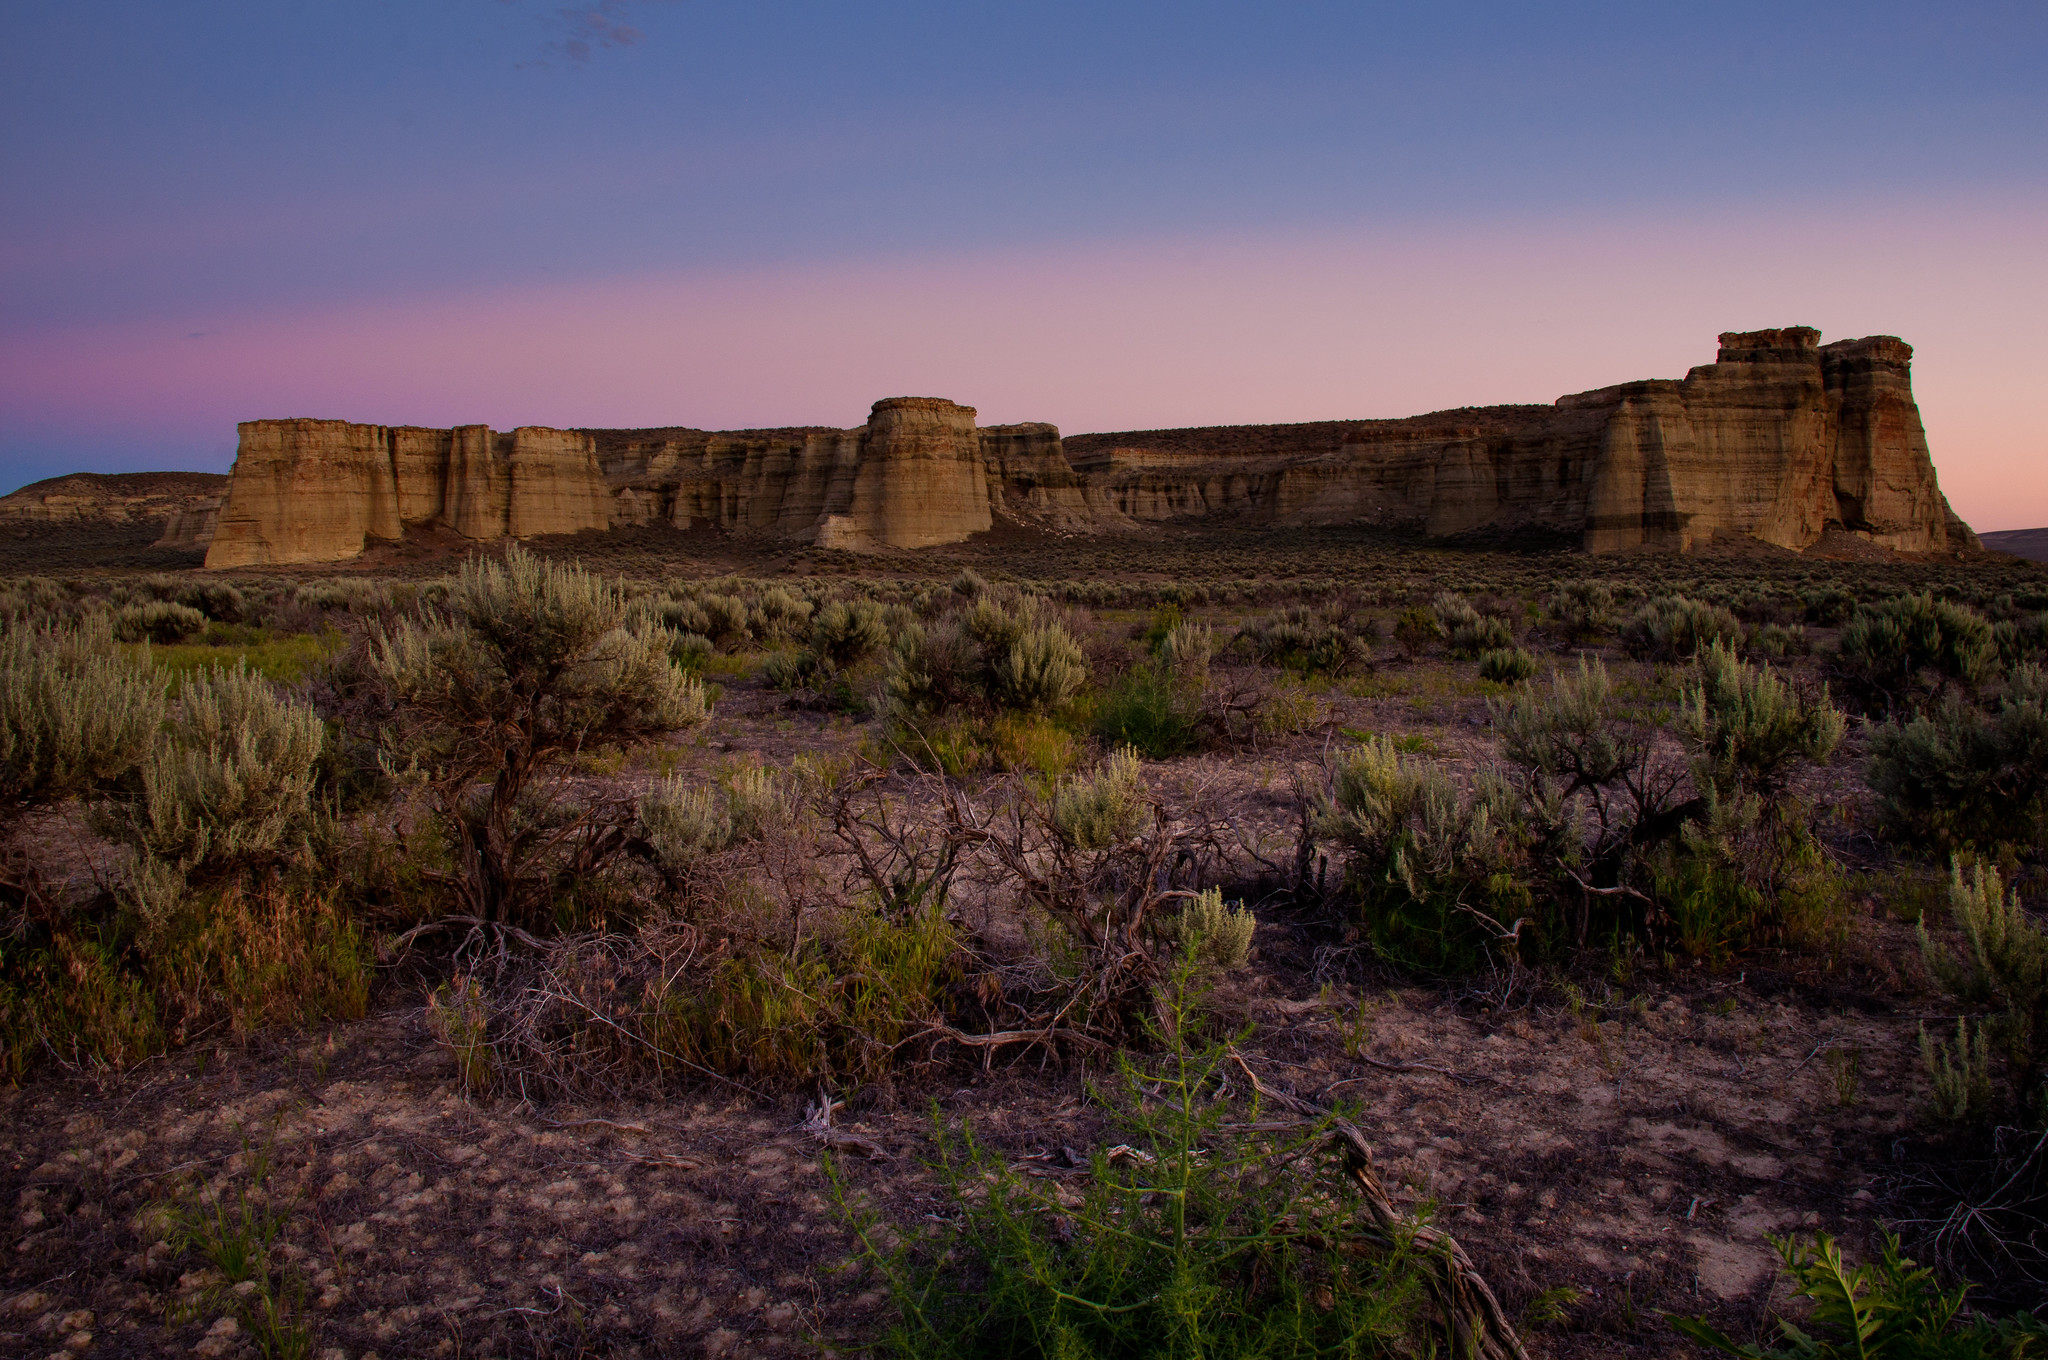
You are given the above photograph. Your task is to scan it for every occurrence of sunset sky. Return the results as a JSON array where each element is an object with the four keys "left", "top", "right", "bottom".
[{"left": 3, "top": 2, "right": 2044, "bottom": 528}]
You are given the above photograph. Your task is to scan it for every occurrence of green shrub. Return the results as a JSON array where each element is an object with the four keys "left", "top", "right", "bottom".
[
  {"left": 175, "top": 581, "right": 247, "bottom": 623},
  {"left": 1867, "top": 666, "right": 2048, "bottom": 853},
  {"left": 1993, "top": 613, "right": 2048, "bottom": 670},
  {"left": 118, "top": 662, "right": 327, "bottom": 933},
  {"left": 1448, "top": 615, "right": 1514, "bottom": 659},
  {"left": 1052, "top": 747, "right": 1150, "bottom": 850},
  {"left": 1918, "top": 861, "right": 2048, "bottom": 1112},
  {"left": 1157, "top": 619, "right": 1214, "bottom": 685},
  {"left": 810, "top": 598, "right": 891, "bottom": 669},
  {"left": 1154, "top": 886, "right": 1255, "bottom": 969},
  {"left": 1802, "top": 585, "right": 1857, "bottom": 626},
  {"left": 884, "top": 618, "right": 981, "bottom": 719},
  {"left": 0, "top": 616, "right": 166, "bottom": 815},
  {"left": 1390, "top": 606, "right": 1437, "bottom": 659},
  {"left": 994, "top": 623, "right": 1087, "bottom": 712},
  {"left": 114, "top": 600, "right": 208, "bottom": 644},
  {"left": 651, "top": 904, "right": 961, "bottom": 1085},
  {"left": 1834, "top": 593, "right": 1996, "bottom": 716},
  {"left": 886, "top": 594, "right": 1087, "bottom": 722},
  {"left": 1235, "top": 608, "right": 1373, "bottom": 675},
  {"left": 833, "top": 978, "right": 1429, "bottom": 1360},
  {"left": 1094, "top": 667, "right": 1199, "bottom": 758},
  {"left": 0, "top": 934, "right": 164, "bottom": 1077},
  {"left": 436, "top": 901, "right": 965, "bottom": 1094},
  {"left": 1319, "top": 738, "right": 1532, "bottom": 973},
  {"left": 1672, "top": 1232, "right": 2046, "bottom": 1358},
  {"left": 1477, "top": 646, "right": 1537, "bottom": 684},
  {"left": 1681, "top": 640, "right": 1844, "bottom": 807},
  {"left": 1749, "top": 623, "right": 1810, "bottom": 658},
  {"left": 1622, "top": 594, "right": 1742, "bottom": 661},
  {"left": 1920, "top": 1017, "right": 1994, "bottom": 1123},
  {"left": 1546, "top": 579, "right": 1615, "bottom": 639},
  {"left": 698, "top": 592, "right": 757, "bottom": 649}
]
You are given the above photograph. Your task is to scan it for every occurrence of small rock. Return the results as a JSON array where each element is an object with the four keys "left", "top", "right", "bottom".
[{"left": 194, "top": 1315, "right": 241, "bottom": 1358}]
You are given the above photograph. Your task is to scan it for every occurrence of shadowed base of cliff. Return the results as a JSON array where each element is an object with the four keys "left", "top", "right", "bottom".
[{"left": 0, "top": 518, "right": 207, "bottom": 574}]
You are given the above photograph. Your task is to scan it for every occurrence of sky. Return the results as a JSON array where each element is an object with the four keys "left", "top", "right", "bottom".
[{"left": 3, "top": 1, "right": 2045, "bottom": 528}]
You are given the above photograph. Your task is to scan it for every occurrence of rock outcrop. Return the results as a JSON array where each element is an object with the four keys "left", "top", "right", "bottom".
[
  {"left": 1067, "top": 328, "right": 1975, "bottom": 554},
  {"left": 204, "top": 421, "right": 611, "bottom": 569},
  {"left": 0, "top": 472, "right": 227, "bottom": 541},
  {"left": 194, "top": 328, "right": 1975, "bottom": 566}
]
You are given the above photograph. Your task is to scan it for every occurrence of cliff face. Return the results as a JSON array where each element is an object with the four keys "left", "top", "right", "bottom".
[
  {"left": 205, "top": 421, "right": 612, "bottom": 568},
  {"left": 196, "top": 328, "right": 1974, "bottom": 566},
  {"left": 1068, "top": 328, "right": 1973, "bottom": 554}
]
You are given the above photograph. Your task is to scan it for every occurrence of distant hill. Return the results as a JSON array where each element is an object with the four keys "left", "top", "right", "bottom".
[
  {"left": 0, "top": 470, "right": 228, "bottom": 522},
  {"left": 1981, "top": 528, "right": 2048, "bottom": 563}
]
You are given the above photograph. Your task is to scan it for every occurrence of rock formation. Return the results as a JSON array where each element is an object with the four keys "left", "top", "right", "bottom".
[
  {"left": 194, "top": 328, "right": 1975, "bottom": 566},
  {"left": 204, "top": 421, "right": 612, "bottom": 569},
  {"left": 1066, "top": 328, "right": 1975, "bottom": 554},
  {"left": 0, "top": 472, "right": 227, "bottom": 541}
]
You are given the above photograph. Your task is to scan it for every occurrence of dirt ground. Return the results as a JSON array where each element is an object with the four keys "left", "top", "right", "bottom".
[
  {"left": 0, "top": 620, "right": 1995, "bottom": 1360},
  {"left": 0, "top": 936, "right": 1939, "bottom": 1359}
]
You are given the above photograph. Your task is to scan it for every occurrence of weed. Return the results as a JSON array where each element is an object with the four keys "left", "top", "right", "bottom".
[
  {"left": 161, "top": 1125, "right": 316, "bottom": 1359},
  {"left": 1823, "top": 1045, "right": 1861, "bottom": 1106},
  {"left": 1522, "top": 1284, "right": 1581, "bottom": 1329},
  {"left": 829, "top": 961, "right": 1431, "bottom": 1358},
  {"left": 1671, "top": 1232, "right": 2046, "bottom": 1357},
  {"left": 427, "top": 975, "right": 496, "bottom": 1096}
]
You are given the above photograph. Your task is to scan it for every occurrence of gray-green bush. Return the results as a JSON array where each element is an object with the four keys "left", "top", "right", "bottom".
[
  {"left": 0, "top": 617, "right": 166, "bottom": 816},
  {"left": 363, "top": 545, "right": 711, "bottom": 930},
  {"left": 118, "top": 663, "right": 326, "bottom": 934},
  {"left": 1834, "top": 592, "right": 1996, "bottom": 716},
  {"left": 1919, "top": 862, "right": 2048, "bottom": 1113},
  {"left": 1622, "top": 595, "right": 1742, "bottom": 661},
  {"left": 1867, "top": 665, "right": 2048, "bottom": 853}
]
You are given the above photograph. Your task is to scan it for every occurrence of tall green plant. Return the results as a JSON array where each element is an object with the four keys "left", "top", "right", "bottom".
[
  {"left": 1835, "top": 593, "right": 1997, "bottom": 718},
  {"left": 830, "top": 963, "right": 1429, "bottom": 1360},
  {"left": 0, "top": 616, "right": 165, "bottom": 816},
  {"left": 1919, "top": 862, "right": 2048, "bottom": 1113},
  {"left": 1868, "top": 666, "right": 2048, "bottom": 853},
  {"left": 1680, "top": 640, "right": 1844, "bottom": 808},
  {"left": 1318, "top": 737, "right": 1533, "bottom": 972},
  {"left": 1672, "top": 1232, "right": 2045, "bottom": 1358}
]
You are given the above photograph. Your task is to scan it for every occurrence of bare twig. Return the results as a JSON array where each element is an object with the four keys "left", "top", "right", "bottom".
[
  {"left": 801, "top": 1087, "right": 891, "bottom": 1160},
  {"left": 1227, "top": 1048, "right": 1529, "bottom": 1360}
]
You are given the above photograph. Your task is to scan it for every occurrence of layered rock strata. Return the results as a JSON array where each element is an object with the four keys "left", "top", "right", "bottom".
[
  {"left": 0, "top": 472, "right": 227, "bottom": 536},
  {"left": 1066, "top": 329, "right": 1974, "bottom": 554},
  {"left": 204, "top": 421, "right": 612, "bottom": 568},
  {"left": 195, "top": 329, "right": 1975, "bottom": 565}
]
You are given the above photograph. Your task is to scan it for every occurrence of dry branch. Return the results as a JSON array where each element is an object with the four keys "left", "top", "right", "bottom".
[{"left": 1226, "top": 1048, "right": 1529, "bottom": 1360}]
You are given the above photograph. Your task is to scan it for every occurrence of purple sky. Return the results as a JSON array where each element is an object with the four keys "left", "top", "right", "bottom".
[{"left": 4, "top": 1, "right": 2044, "bottom": 527}]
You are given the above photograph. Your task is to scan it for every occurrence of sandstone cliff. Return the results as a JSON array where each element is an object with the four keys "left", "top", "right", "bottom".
[
  {"left": 195, "top": 328, "right": 1974, "bottom": 565},
  {"left": 205, "top": 421, "right": 612, "bottom": 569},
  {"left": 1066, "top": 328, "right": 1974, "bottom": 555}
]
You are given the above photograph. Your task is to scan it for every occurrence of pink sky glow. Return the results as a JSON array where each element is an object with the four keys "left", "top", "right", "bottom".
[{"left": 4, "top": 201, "right": 2043, "bottom": 531}]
